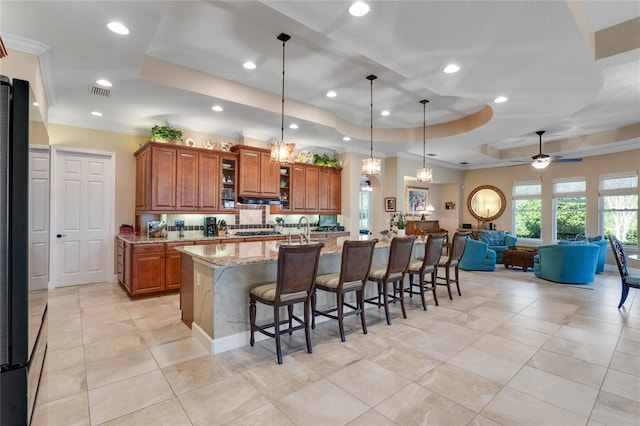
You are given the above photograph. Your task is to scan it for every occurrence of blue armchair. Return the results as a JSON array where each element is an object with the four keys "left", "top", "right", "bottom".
[
  {"left": 533, "top": 244, "right": 600, "bottom": 284},
  {"left": 460, "top": 238, "right": 496, "bottom": 271},
  {"left": 477, "top": 230, "right": 517, "bottom": 263},
  {"left": 558, "top": 235, "right": 607, "bottom": 273}
]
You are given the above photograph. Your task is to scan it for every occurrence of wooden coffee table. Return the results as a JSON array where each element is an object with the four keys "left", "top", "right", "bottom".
[{"left": 502, "top": 247, "right": 538, "bottom": 272}]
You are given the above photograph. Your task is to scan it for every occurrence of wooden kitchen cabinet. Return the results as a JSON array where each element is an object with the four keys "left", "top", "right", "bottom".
[
  {"left": 165, "top": 241, "right": 195, "bottom": 290},
  {"left": 319, "top": 167, "right": 341, "bottom": 213},
  {"left": 176, "top": 148, "right": 220, "bottom": 211},
  {"left": 234, "top": 146, "right": 279, "bottom": 198},
  {"left": 129, "top": 243, "right": 166, "bottom": 296},
  {"left": 290, "top": 163, "right": 320, "bottom": 213}
]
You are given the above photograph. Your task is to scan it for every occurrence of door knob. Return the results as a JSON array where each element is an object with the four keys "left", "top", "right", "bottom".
[{"left": 56, "top": 234, "right": 67, "bottom": 238}]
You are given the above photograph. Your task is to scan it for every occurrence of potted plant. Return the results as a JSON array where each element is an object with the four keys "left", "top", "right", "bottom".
[
  {"left": 150, "top": 124, "right": 183, "bottom": 143},
  {"left": 217, "top": 220, "right": 227, "bottom": 236},
  {"left": 396, "top": 212, "right": 406, "bottom": 236}
]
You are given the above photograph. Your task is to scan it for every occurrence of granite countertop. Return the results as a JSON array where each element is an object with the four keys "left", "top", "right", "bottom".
[
  {"left": 118, "top": 230, "right": 349, "bottom": 244},
  {"left": 178, "top": 235, "right": 426, "bottom": 267}
]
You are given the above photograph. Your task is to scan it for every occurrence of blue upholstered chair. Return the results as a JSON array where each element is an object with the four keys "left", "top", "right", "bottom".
[
  {"left": 533, "top": 244, "right": 599, "bottom": 284},
  {"left": 460, "top": 239, "right": 497, "bottom": 271},
  {"left": 558, "top": 236, "right": 607, "bottom": 273},
  {"left": 609, "top": 235, "right": 640, "bottom": 308},
  {"left": 477, "top": 230, "right": 517, "bottom": 263}
]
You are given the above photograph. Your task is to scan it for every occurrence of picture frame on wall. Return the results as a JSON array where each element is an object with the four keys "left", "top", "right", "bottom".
[
  {"left": 445, "top": 202, "right": 456, "bottom": 210},
  {"left": 384, "top": 197, "right": 396, "bottom": 212},
  {"left": 405, "top": 186, "right": 430, "bottom": 214}
]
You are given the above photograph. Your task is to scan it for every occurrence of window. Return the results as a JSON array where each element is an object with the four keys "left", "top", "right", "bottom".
[
  {"left": 512, "top": 181, "right": 542, "bottom": 239},
  {"left": 359, "top": 190, "right": 371, "bottom": 234},
  {"left": 553, "top": 177, "right": 586, "bottom": 240},
  {"left": 600, "top": 173, "right": 638, "bottom": 246}
]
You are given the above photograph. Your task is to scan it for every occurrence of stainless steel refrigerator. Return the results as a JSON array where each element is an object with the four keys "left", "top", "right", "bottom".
[{"left": 0, "top": 76, "right": 46, "bottom": 425}]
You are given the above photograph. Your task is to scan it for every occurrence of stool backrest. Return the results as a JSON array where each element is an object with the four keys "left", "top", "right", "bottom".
[
  {"left": 386, "top": 236, "right": 417, "bottom": 275},
  {"left": 340, "top": 239, "right": 378, "bottom": 283},
  {"left": 609, "top": 235, "right": 628, "bottom": 278},
  {"left": 423, "top": 233, "right": 446, "bottom": 269},
  {"left": 449, "top": 231, "right": 471, "bottom": 261},
  {"left": 276, "top": 243, "right": 324, "bottom": 300}
]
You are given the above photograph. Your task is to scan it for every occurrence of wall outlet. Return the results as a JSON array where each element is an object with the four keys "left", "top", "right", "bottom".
[{"left": 175, "top": 220, "right": 185, "bottom": 227}]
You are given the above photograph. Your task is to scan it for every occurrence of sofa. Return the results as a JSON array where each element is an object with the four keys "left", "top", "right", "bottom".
[
  {"left": 477, "top": 230, "right": 518, "bottom": 263},
  {"left": 533, "top": 244, "right": 600, "bottom": 284},
  {"left": 460, "top": 239, "right": 497, "bottom": 271}
]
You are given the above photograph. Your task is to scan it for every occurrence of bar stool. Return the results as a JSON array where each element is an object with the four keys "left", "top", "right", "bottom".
[
  {"left": 312, "top": 239, "right": 378, "bottom": 342},
  {"left": 435, "top": 231, "right": 470, "bottom": 300},
  {"left": 249, "top": 243, "right": 324, "bottom": 364},
  {"left": 364, "top": 236, "right": 416, "bottom": 325},
  {"left": 406, "top": 233, "right": 446, "bottom": 310}
]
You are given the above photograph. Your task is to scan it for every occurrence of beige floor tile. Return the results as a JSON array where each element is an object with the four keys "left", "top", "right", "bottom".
[
  {"left": 224, "top": 402, "right": 295, "bottom": 426},
  {"left": 81, "top": 307, "right": 132, "bottom": 329},
  {"left": 527, "top": 349, "right": 607, "bottom": 388},
  {"left": 490, "top": 323, "right": 552, "bottom": 348},
  {"left": 518, "top": 306, "right": 572, "bottom": 324},
  {"left": 126, "top": 302, "right": 177, "bottom": 320},
  {"left": 178, "top": 374, "right": 270, "bottom": 425},
  {"left": 609, "top": 350, "right": 640, "bottom": 376},
  {"left": 481, "top": 387, "right": 587, "bottom": 425},
  {"left": 162, "top": 354, "right": 235, "bottom": 395},
  {"left": 140, "top": 321, "right": 192, "bottom": 347},
  {"left": 45, "top": 345, "right": 84, "bottom": 370},
  {"left": 347, "top": 409, "right": 396, "bottom": 426},
  {"left": 86, "top": 347, "right": 158, "bottom": 389},
  {"left": 47, "top": 329, "right": 84, "bottom": 351},
  {"left": 80, "top": 301, "right": 126, "bottom": 316},
  {"left": 221, "top": 342, "right": 283, "bottom": 373},
  {"left": 374, "top": 382, "right": 476, "bottom": 425},
  {"left": 468, "top": 414, "right": 502, "bottom": 426},
  {"left": 133, "top": 311, "right": 183, "bottom": 331},
  {"left": 82, "top": 319, "right": 138, "bottom": 345},
  {"left": 621, "top": 326, "right": 640, "bottom": 342},
  {"left": 471, "top": 333, "right": 539, "bottom": 364},
  {"left": 508, "top": 365, "right": 598, "bottom": 416},
  {"left": 328, "top": 359, "right": 410, "bottom": 406},
  {"left": 555, "top": 325, "right": 621, "bottom": 350},
  {"left": 83, "top": 331, "right": 147, "bottom": 363},
  {"left": 507, "top": 313, "right": 562, "bottom": 334},
  {"left": 416, "top": 362, "right": 502, "bottom": 412},
  {"left": 616, "top": 336, "right": 640, "bottom": 356},
  {"left": 400, "top": 330, "right": 468, "bottom": 361},
  {"left": 275, "top": 378, "right": 369, "bottom": 426},
  {"left": 88, "top": 370, "right": 174, "bottom": 425},
  {"left": 466, "top": 305, "right": 516, "bottom": 323},
  {"left": 421, "top": 319, "right": 483, "bottom": 346},
  {"left": 150, "top": 337, "right": 209, "bottom": 368},
  {"left": 38, "top": 364, "right": 86, "bottom": 405},
  {"left": 369, "top": 345, "right": 440, "bottom": 381},
  {"left": 80, "top": 293, "right": 126, "bottom": 308},
  {"left": 48, "top": 314, "right": 82, "bottom": 336},
  {"left": 31, "top": 392, "right": 90, "bottom": 426},
  {"left": 241, "top": 355, "right": 321, "bottom": 401},
  {"left": 541, "top": 336, "right": 614, "bottom": 367},
  {"left": 590, "top": 390, "right": 640, "bottom": 426},
  {"left": 447, "top": 346, "right": 522, "bottom": 384},
  {"left": 342, "top": 332, "right": 394, "bottom": 359},
  {"left": 291, "top": 340, "right": 363, "bottom": 376},
  {"left": 101, "top": 398, "right": 191, "bottom": 426},
  {"left": 601, "top": 369, "right": 640, "bottom": 403},
  {"left": 566, "top": 314, "right": 625, "bottom": 336}
]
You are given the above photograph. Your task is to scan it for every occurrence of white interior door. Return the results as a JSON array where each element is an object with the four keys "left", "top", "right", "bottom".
[
  {"left": 51, "top": 147, "right": 115, "bottom": 287},
  {"left": 29, "top": 146, "right": 50, "bottom": 291}
]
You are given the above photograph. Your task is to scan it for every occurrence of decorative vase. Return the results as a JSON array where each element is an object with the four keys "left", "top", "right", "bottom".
[{"left": 397, "top": 229, "right": 406, "bottom": 237}]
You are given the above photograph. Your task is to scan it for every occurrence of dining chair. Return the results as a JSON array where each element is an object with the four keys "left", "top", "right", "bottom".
[
  {"left": 312, "top": 239, "right": 378, "bottom": 342},
  {"left": 609, "top": 235, "right": 640, "bottom": 308},
  {"left": 249, "top": 243, "right": 324, "bottom": 364},
  {"left": 364, "top": 236, "right": 416, "bottom": 325},
  {"left": 406, "top": 233, "right": 446, "bottom": 310},
  {"left": 435, "top": 231, "right": 471, "bottom": 300}
]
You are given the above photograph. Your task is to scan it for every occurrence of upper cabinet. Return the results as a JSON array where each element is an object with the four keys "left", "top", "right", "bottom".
[
  {"left": 134, "top": 142, "right": 237, "bottom": 214},
  {"left": 233, "top": 146, "right": 279, "bottom": 198},
  {"left": 319, "top": 167, "right": 341, "bottom": 213},
  {"left": 290, "top": 163, "right": 340, "bottom": 214}
]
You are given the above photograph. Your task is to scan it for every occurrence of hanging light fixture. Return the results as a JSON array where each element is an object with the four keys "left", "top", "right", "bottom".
[
  {"left": 270, "top": 33, "right": 296, "bottom": 164},
  {"left": 416, "top": 99, "right": 433, "bottom": 183},
  {"left": 361, "top": 74, "right": 381, "bottom": 176}
]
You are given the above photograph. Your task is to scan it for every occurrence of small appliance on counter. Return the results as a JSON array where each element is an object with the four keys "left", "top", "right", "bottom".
[{"left": 205, "top": 217, "right": 217, "bottom": 237}]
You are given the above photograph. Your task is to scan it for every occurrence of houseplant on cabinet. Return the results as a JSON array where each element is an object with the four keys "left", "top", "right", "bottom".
[
  {"left": 150, "top": 124, "right": 183, "bottom": 143},
  {"left": 396, "top": 212, "right": 406, "bottom": 236}
]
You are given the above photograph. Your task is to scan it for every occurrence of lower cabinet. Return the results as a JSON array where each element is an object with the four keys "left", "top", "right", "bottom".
[
  {"left": 129, "top": 243, "right": 166, "bottom": 296},
  {"left": 166, "top": 241, "right": 195, "bottom": 290}
]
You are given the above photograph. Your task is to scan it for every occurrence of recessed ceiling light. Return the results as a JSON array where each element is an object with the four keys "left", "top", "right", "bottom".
[
  {"left": 107, "top": 22, "right": 129, "bottom": 35},
  {"left": 96, "top": 79, "right": 112, "bottom": 87},
  {"left": 343, "top": 136, "right": 351, "bottom": 141},
  {"left": 32, "top": 102, "right": 39, "bottom": 107},
  {"left": 243, "top": 61, "right": 256, "bottom": 70},
  {"left": 380, "top": 110, "right": 390, "bottom": 116},
  {"left": 289, "top": 123, "right": 299, "bottom": 129},
  {"left": 349, "top": 1, "right": 370, "bottom": 17},
  {"left": 91, "top": 111, "right": 103, "bottom": 117},
  {"left": 444, "top": 64, "right": 460, "bottom": 74},
  {"left": 211, "top": 105, "right": 223, "bottom": 112},
  {"left": 494, "top": 96, "right": 508, "bottom": 103},
  {"left": 326, "top": 90, "right": 337, "bottom": 98}
]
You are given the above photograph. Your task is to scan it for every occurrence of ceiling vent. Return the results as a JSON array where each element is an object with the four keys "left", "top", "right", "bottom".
[{"left": 89, "top": 85, "right": 110, "bottom": 97}]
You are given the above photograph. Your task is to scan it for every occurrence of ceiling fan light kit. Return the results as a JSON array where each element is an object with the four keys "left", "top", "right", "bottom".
[
  {"left": 270, "top": 32, "right": 296, "bottom": 164},
  {"left": 362, "top": 74, "right": 382, "bottom": 177},
  {"left": 518, "top": 130, "right": 583, "bottom": 169}
]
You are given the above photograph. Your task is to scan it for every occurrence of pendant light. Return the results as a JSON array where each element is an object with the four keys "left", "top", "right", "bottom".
[
  {"left": 361, "top": 74, "right": 381, "bottom": 176},
  {"left": 270, "top": 32, "right": 296, "bottom": 164},
  {"left": 416, "top": 99, "right": 433, "bottom": 183}
]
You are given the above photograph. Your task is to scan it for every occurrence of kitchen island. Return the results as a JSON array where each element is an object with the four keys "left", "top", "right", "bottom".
[{"left": 178, "top": 236, "right": 426, "bottom": 354}]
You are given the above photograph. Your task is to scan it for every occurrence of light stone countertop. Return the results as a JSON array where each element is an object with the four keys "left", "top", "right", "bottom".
[
  {"left": 177, "top": 235, "right": 426, "bottom": 267},
  {"left": 117, "top": 230, "right": 349, "bottom": 244}
]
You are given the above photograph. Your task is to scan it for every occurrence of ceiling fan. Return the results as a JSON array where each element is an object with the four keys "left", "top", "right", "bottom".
[{"left": 513, "top": 130, "right": 583, "bottom": 169}]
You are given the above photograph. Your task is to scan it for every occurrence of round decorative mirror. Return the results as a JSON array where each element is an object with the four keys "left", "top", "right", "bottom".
[{"left": 467, "top": 185, "right": 506, "bottom": 222}]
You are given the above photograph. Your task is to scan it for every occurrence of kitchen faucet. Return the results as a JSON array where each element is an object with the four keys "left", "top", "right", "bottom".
[{"left": 298, "top": 216, "right": 310, "bottom": 243}]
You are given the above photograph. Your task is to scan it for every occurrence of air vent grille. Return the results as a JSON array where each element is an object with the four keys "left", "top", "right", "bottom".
[{"left": 89, "top": 86, "right": 110, "bottom": 97}]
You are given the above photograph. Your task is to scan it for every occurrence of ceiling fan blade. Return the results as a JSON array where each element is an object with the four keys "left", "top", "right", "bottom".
[{"left": 553, "top": 158, "right": 582, "bottom": 163}]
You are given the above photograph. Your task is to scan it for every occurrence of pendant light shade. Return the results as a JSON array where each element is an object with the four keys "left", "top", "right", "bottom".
[
  {"left": 270, "top": 32, "right": 296, "bottom": 164},
  {"left": 416, "top": 99, "right": 433, "bottom": 183},
  {"left": 361, "top": 74, "right": 381, "bottom": 176}
]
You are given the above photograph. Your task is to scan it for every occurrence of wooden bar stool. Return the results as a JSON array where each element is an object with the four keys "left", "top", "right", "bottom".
[
  {"left": 312, "top": 239, "right": 378, "bottom": 342},
  {"left": 249, "top": 243, "right": 324, "bottom": 364},
  {"left": 364, "top": 236, "right": 416, "bottom": 325},
  {"left": 406, "top": 233, "right": 446, "bottom": 310},
  {"left": 435, "top": 231, "right": 470, "bottom": 300}
]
